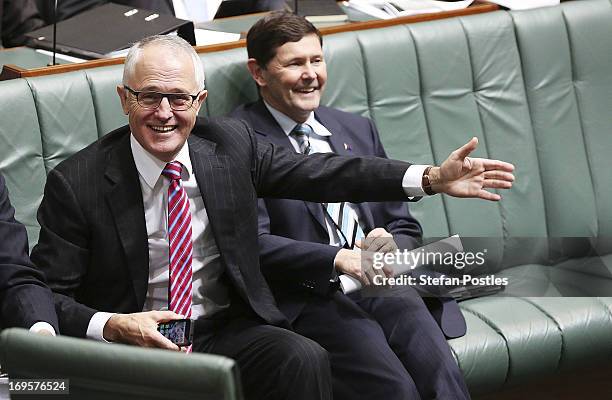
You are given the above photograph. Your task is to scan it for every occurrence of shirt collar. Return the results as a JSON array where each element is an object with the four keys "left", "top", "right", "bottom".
[
  {"left": 130, "top": 133, "right": 193, "bottom": 189},
  {"left": 263, "top": 101, "right": 332, "bottom": 138}
]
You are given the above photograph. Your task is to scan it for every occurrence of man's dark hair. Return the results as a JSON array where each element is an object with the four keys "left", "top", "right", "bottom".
[{"left": 247, "top": 11, "right": 323, "bottom": 67}]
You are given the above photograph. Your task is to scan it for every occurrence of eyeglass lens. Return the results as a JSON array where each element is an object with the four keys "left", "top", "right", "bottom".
[{"left": 138, "top": 92, "right": 194, "bottom": 110}]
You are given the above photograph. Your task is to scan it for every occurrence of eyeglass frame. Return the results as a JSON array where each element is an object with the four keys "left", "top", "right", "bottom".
[{"left": 123, "top": 85, "right": 203, "bottom": 111}]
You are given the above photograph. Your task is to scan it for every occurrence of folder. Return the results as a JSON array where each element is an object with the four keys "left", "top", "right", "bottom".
[{"left": 26, "top": 3, "right": 195, "bottom": 60}]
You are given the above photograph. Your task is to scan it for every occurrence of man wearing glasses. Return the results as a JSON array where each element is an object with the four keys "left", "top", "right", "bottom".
[{"left": 31, "top": 34, "right": 514, "bottom": 400}]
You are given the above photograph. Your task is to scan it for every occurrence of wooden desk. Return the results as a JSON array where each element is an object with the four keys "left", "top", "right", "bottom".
[
  {"left": 1, "top": 2, "right": 498, "bottom": 81},
  {"left": 0, "top": 47, "right": 69, "bottom": 71}
]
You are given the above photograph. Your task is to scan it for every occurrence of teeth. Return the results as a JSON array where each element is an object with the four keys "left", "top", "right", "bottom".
[
  {"left": 296, "top": 88, "right": 316, "bottom": 93},
  {"left": 150, "top": 125, "right": 175, "bottom": 133}
]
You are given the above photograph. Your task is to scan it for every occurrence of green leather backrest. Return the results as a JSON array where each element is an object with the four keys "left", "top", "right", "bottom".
[
  {"left": 84, "top": 64, "right": 128, "bottom": 136},
  {"left": 28, "top": 72, "right": 99, "bottom": 173},
  {"left": 0, "top": 79, "right": 47, "bottom": 245},
  {"left": 200, "top": 47, "right": 259, "bottom": 118},
  {"left": 354, "top": 24, "right": 449, "bottom": 238},
  {"left": 512, "top": 0, "right": 612, "bottom": 260}
]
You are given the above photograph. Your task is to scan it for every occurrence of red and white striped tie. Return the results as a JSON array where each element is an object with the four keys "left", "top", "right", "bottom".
[{"left": 162, "top": 162, "right": 193, "bottom": 320}]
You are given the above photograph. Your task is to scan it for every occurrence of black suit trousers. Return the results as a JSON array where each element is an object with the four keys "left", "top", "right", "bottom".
[
  {"left": 291, "top": 287, "right": 471, "bottom": 400},
  {"left": 194, "top": 315, "right": 332, "bottom": 400}
]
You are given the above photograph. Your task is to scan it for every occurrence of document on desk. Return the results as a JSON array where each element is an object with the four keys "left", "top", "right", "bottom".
[
  {"left": 194, "top": 29, "right": 240, "bottom": 46},
  {"left": 339, "top": 235, "right": 463, "bottom": 294},
  {"left": 344, "top": 0, "right": 473, "bottom": 19},
  {"left": 35, "top": 49, "right": 87, "bottom": 63},
  {"left": 485, "top": 0, "right": 559, "bottom": 10}
]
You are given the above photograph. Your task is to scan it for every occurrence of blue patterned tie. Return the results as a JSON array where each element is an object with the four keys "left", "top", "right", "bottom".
[
  {"left": 289, "top": 124, "right": 365, "bottom": 248},
  {"left": 325, "top": 202, "right": 365, "bottom": 249},
  {"left": 290, "top": 123, "right": 312, "bottom": 155}
]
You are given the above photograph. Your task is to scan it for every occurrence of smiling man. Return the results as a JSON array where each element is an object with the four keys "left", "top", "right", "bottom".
[
  {"left": 231, "top": 11, "right": 473, "bottom": 400},
  {"left": 31, "top": 33, "right": 513, "bottom": 400}
]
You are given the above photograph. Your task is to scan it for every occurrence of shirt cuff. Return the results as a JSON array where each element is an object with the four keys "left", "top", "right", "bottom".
[
  {"left": 402, "top": 164, "right": 429, "bottom": 197},
  {"left": 87, "top": 312, "right": 115, "bottom": 342},
  {"left": 29, "top": 322, "right": 56, "bottom": 336}
]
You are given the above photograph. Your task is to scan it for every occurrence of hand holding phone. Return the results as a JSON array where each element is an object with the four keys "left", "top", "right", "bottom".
[{"left": 157, "top": 318, "right": 194, "bottom": 347}]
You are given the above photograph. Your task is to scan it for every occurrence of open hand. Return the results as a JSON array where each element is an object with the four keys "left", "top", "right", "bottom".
[{"left": 431, "top": 137, "right": 515, "bottom": 201}]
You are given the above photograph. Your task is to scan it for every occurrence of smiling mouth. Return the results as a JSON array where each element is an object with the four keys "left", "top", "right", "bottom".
[
  {"left": 295, "top": 87, "right": 317, "bottom": 94},
  {"left": 149, "top": 125, "right": 177, "bottom": 133}
]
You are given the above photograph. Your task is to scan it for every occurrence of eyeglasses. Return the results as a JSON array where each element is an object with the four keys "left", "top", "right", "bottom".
[{"left": 124, "top": 85, "right": 201, "bottom": 111}]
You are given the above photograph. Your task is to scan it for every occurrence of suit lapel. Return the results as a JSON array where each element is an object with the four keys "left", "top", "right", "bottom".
[
  {"left": 249, "top": 100, "right": 328, "bottom": 231},
  {"left": 315, "top": 108, "right": 352, "bottom": 156},
  {"left": 104, "top": 132, "right": 150, "bottom": 309},
  {"left": 188, "top": 133, "right": 247, "bottom": 290}
]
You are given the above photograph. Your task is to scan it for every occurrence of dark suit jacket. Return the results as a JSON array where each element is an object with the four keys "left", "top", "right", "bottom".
[
  {"left": 0, "top": 173, "right": 58, "bottom": 330},
  {"left": 30, "top": 117, "right": 412, "bottom": 338},
  {"left": 231, "top": 100, "right": 467, "bottom": 338},
  {"left": 0, "top": 0, "right": 45, "bottom": 48}
]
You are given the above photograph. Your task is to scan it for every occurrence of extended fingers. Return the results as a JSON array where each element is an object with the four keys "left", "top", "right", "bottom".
[
  {"left": 478, "top": 158, "right": 515, "bottom": 172},
  {"left": 483, "top": 179, "right": 513, "bottom": 189},
  {"left": 477, "top": 189, "right": 502, "bottom": 202},
  {"left": 484, "top": 170, "right": 515, "bottom": 182}
]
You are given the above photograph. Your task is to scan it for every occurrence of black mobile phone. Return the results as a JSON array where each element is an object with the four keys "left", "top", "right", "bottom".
[{"left": 157, "top": 318, "right": 194, "bottom": 347}]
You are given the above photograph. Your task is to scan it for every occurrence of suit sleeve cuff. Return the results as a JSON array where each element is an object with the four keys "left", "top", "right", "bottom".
[
  {"left": 29, "top": 322, "right": 56, "bottom": 336},
  {"left": 402, "top": 165, "right": 429, "bottom": 197},
  {"left": 87, "top": 312, "right": 115, "bottom": 342}
]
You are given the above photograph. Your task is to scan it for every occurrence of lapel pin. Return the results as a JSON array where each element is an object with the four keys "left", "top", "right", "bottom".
[{"left": 344, "top": 143, "right": 352, "bottom": 151}]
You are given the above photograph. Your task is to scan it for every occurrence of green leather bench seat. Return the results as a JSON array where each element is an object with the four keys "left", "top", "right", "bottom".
[{"left": 0, "top": 0, "right": 611, "bottom": 395}]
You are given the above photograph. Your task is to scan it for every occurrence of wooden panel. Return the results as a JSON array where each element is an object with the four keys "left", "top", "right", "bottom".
[{"left": 0, "top": 2, "right": 498, "bottom": 80}]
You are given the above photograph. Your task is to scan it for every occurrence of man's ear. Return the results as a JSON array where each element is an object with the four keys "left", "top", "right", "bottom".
[
  {"left": 247, "top": 59, "right": 267, "bottom": 88},
  {"left": 116, "top": 85, "right": 130, "bottom": 115},
  {"left": 193, "top": 90, "right": 208, "bottom": 114}
]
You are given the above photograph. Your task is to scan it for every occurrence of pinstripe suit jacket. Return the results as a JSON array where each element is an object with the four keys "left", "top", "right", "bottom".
[{"left": 30, "top": 117, "right": 412, "bottom": 338}]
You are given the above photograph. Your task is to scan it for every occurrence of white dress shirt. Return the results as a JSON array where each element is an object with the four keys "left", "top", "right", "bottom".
[{"left": 86, "top": 134, "right": 229, "bottom": 341}]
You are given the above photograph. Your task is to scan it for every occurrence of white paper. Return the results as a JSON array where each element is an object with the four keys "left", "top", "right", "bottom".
[
  {"left": 486, "top": 0, "right": 559, "bottom": 10},
  {"left": 344, "top": 0, "right": 473, "bottom": 19},
  {"left": 194, "top": 28, "right": 240, "bottom": 46},
  {"left": 35, "top": 49, "right": 88, "bottom": 63},
  {"left": 392, "top": 0, "right": 473, "bottom": 13}
]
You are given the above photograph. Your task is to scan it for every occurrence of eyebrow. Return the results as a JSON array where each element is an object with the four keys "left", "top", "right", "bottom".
[
  {"left": 138, "top": 86, "right": 193, "bottom": 94},
  {"left": 283, "top": 54, "right": 323, "bottom": 63}
]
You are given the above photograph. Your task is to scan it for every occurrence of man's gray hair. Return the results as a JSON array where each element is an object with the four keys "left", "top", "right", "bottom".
[{"left": 122, "top": 35, "right": 205, "bottom": 91}]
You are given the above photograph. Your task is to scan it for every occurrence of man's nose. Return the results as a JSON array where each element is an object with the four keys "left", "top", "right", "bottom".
[
  {"left": 302, "top": 63, "right": 317, "bottom": 80},
  {"left": 155, "top": 96, "right": 173, "bottom": 118}
]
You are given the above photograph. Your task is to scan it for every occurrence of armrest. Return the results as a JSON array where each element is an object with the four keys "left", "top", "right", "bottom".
[{"left": 0, "top": 328, "right": 243, "bottom": 400}]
